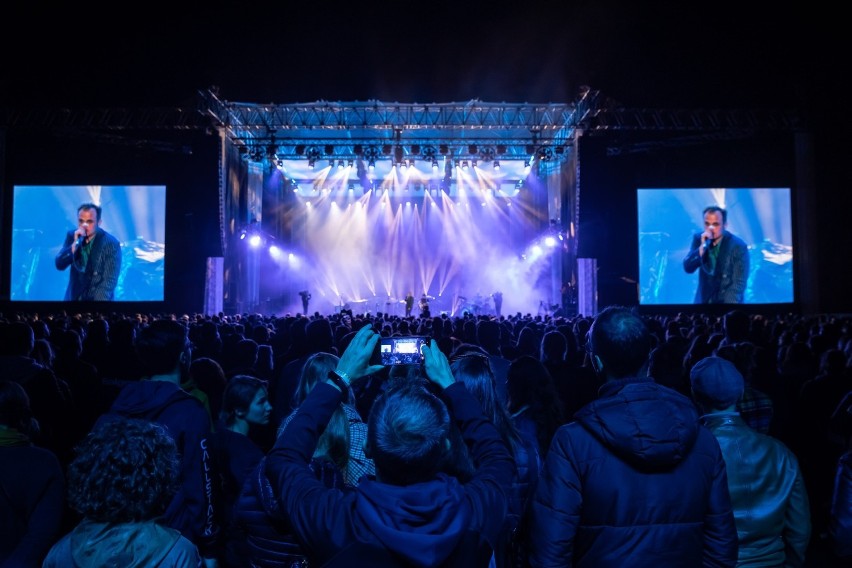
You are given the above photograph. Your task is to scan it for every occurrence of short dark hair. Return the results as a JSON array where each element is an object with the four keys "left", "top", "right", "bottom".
[
  {"left": 702, "top": 205, "right": 727, "bottom": 224},
  {"left": 475, "top": 319, "right": 501, "bottom": 349},
  {"left": 0, "top": 380, "right": 38, "bottom": 437},
  {"left": 135, "top": 319, "right": 189, "bottom": 375},
  {"left": 588, "top": 306, "right": 652, "bottom": 378},
  {"left": 367, "top": 383, "right": 450, "bottom": 485},
  {"left": 220, "top": 374, "right": 268, "bottom": 427},
  {"left": 0, "top": 321, "right": 35, "bottom": 357},
  {"left": 67, "top": 417, "right": 180, "bottom": 522},
  {"left": 77, "top": 202, "right": 102, "bottom": 221},
  {"left": 723, "top": 309, "right": 749, "bottom": 343}
]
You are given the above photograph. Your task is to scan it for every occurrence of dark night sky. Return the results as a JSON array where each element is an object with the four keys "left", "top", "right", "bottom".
[
  {"left": 3, "top": 2, "right": 851, "bottom": 310},
  {"left": 1, "top": 2, "right": 843, "bottom": 112}
]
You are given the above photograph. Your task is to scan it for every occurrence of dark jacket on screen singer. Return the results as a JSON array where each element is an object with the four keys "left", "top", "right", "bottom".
[
  {"left": 683, "top": 229, "right": 749, "bottom": 304},
  {"left": 54, "top": 227, "right": 122, "bottom": 301}
]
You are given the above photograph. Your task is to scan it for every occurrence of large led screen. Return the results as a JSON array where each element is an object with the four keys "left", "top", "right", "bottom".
[
  {"left": 10, "top": 185, "right": 166, "bottom": 302},
  {"left": 637, "top": 187, "right": 793, "bottom": 305}
]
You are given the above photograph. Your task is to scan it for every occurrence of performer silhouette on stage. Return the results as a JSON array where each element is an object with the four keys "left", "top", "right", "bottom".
[
  {"left": 419, "top": 294, "right": 432, "bottom": 319},
  {"left": 299, "top": 290, "right": 311, "bottom": 315},
  {"left": 492, "top": 291, "right": 503, "bottom": 317},
  {"left": 404, "top": 291, "right": 414, "bottom": 318}
]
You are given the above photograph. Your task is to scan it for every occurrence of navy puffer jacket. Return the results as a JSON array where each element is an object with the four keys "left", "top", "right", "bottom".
[{"left": 527, "top": 376, "right": 737, "bottom": 567}]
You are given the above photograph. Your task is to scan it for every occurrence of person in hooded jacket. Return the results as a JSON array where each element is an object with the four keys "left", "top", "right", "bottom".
[
  {"left": 265, "top": 323, "right": 514, "bottom": 567},
  {"left": 42, "top": 416, "right": 202, "bottom": 568},
  {"left": 0, "top": 380, "right": 65, "bottom": 568},
  {"left": 526, "top": 305, "right": 738, "bottom": 567},
  {"left": 92, "top": 319, "right": 220, "bottom": 566}
]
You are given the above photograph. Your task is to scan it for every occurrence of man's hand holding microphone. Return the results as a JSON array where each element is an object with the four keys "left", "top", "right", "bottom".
[
  {"left": 72, "top": 225, "right": 88, "bottom": 253},
  {"left": 699, "top": 228, "right": 716, "bottom": 256}
]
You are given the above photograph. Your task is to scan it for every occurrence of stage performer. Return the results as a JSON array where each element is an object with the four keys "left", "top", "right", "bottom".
[
  {"left": 404, "top": 291, "right": 414, "bottom": 318},
  {"left": 683, "top": 205, "right": 749, "bottom": 304},
  {"left": 54, "top": 202, "right": 121, "bottom": 301},
  {"left": 299, "top": 290, "right": 311, "bottom": 316}
]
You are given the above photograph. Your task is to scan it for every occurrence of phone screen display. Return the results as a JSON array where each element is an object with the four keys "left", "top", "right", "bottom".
[{"left": 379, "top": 336, "right": 427, "bottom": 365}]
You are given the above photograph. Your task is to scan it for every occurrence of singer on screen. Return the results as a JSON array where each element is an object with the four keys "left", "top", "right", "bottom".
[
  {"left": 54, "top": 202, "right": 122, "bottom": 301},
  {"left": 683, "top": 205, "right": 749, "bottom": 304}
]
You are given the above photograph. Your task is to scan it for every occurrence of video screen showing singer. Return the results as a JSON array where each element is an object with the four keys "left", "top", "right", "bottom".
[
  {"left": 682, "top": 205, "right": 749, "bottom": 304},
  {"left": 54, "top": 202, "right": 122, "bottom": 301}
]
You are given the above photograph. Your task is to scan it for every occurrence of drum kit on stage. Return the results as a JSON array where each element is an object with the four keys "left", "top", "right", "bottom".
[{"left": 457, "top": 294, "right": 490, "bottom": 315}]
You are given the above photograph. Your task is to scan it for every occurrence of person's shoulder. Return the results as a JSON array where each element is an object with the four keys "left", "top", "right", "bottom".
[
  {"left": 728, "top": 232, "right": 748, "bottom": 246},
  {"left": 42, "top": 532, "right": 73, "bottom": 567},
  {"left": 551, "top": 419, "right": 584, "bottom": 441},
  {"left": 754, "top": 428, "right": 799, "bottom": 459},
  {"left": 164, "top": 534, "right": 203, "bottom": 566},
  {"left": 159, "top": 388, "right": 211, "bottom": 422},
  {"left": 3, "top": 443, "right": 65, "bottom": 474}
]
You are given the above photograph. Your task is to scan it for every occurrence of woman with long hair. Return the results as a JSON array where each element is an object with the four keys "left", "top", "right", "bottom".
[
  {"left": 449, "top": 344, "right": 541, "bottom": 568},
  {"left": 280, "top": 352, "right": 374, "bottom": 486},
  {"left": 506, "top": 355, "right": 566, "bottom": 459},
  {"left": 233, "top": 354, "right": 361, "bottom": 568}
]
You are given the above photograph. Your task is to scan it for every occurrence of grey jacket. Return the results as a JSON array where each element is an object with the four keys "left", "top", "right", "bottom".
[{"left": 701, "top": 412, "right": 811, "bottom": 567}]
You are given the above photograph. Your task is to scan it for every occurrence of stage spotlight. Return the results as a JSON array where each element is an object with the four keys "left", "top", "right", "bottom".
[
  {"left": 431, "top": 159, "right": 439, "bottom": 170},
  {"left": 368, "top": 159, "right": 375, "bottom": 170},
  {"left": 308, "top": 158, "right": 316, "bottom": 169},
  {"left": 347, "top": 159, "right": 354, "bottom": 167},
  {"left": 249, "top": 234, "right": 262, "bottom": 247},
  {"left": 338, "top": 160, "right": 345, "bottom": 169},
  {"left": 461, "top": 160, "right": 469, "bottom": 171},
  {"left": 239, "top": 229, "right": 247, "bottom": 240},
  {"left": 493, "top": 160, "right": 500, "bottom": 170}
]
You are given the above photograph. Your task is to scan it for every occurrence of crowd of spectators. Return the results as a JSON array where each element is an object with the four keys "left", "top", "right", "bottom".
[{"left": 2, "top": 305, "right": 852, "bottom": 566}]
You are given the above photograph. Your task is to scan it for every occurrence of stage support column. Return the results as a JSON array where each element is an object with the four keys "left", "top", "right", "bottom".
[
  {"left": 577, "top": 257, "right": 597, "bottom": 317},
  {"left": 240, "top": 162, "right": 264, "bottom": 313},
  {"left": 204, "top": 257, "right": 224, "bottom": 315}
]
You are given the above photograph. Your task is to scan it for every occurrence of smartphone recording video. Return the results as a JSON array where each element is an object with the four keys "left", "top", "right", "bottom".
[{"left": 379, "top": 336, "right": 427, "bottom": 366}]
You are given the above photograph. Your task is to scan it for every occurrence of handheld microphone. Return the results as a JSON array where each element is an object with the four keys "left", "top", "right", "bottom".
[{"left": 75, "top": 229, "right": 87, "bottom": 249}]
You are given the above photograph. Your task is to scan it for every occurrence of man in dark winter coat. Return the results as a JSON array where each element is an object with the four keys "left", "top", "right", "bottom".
[
  {"left": 527, "top": 306, "right": 738, "bottom": 567},
  {"left": 265, "top": 324, "right": 514, "bottom": 567}
]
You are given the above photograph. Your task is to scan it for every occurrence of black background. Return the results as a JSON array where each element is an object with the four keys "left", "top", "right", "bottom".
[{"left": 2, "top": 2, "right": 848, "bottom": 313}]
